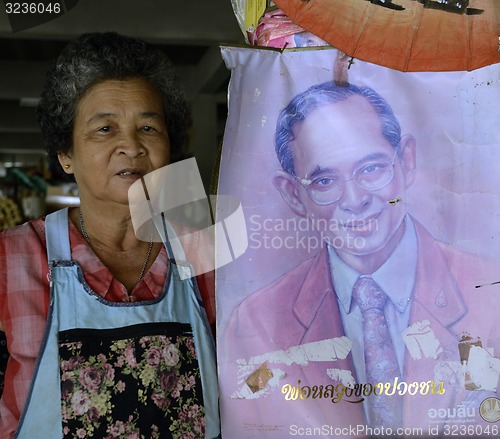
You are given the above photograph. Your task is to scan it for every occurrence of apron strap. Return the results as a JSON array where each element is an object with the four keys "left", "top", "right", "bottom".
[
  {"left": 150, "top": 212, "right": 187, "bottom": 262},
  {"left": 45, "top": 208, "right": 71, "bottom": 262}
]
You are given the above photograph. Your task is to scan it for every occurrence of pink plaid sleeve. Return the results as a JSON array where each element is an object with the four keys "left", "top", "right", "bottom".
[{"left": 0, "top": 219, "right": 50, "bottom": 437}]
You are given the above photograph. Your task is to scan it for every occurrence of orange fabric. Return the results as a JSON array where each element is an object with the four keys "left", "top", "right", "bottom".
[{"left": 272, "top": 0, "right": 500, "bottom": 71}]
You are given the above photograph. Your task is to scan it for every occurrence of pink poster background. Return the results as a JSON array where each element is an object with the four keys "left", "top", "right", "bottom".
[{"left": 216, "top": 45, "right": 500, "bottom": 438}]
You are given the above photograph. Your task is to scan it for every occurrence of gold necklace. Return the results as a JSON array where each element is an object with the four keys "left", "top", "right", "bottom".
[{"left": 78, "top": 210, "right": 153, "bottom": 285}]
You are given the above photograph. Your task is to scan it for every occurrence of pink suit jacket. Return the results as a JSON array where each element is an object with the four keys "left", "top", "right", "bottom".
[{"left": 220, "top": 220, "right": 500, "bottom": 438}]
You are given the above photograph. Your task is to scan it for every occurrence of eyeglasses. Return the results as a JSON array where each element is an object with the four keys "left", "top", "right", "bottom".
[{"left": 293, "top": 150, "right": 399, "bottom": 205}]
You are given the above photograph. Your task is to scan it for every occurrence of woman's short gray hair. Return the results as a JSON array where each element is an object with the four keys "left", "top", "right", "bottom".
[{"left": 37, "top": 32, "right": 189, "bottom": 166}]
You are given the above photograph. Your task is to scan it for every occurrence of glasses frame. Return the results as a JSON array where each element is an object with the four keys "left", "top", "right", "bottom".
[{"left": 293, "top": 149, "right": 400, "bottom": 206}]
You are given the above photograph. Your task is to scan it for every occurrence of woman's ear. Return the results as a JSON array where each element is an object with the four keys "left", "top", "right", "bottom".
[
  {"left": 57, "top": 153, "right": 74, "bottom": 174},
  {"left": 272, "top": 171, "right": 308, "bottom": 217}
]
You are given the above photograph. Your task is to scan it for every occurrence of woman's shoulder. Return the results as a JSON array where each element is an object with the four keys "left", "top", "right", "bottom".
[
  {"left": 0, "top": 217, "right": 49, "bottom": 310},
  {"left": 0, "top": 216, "right": 47, "bottom": 246}
]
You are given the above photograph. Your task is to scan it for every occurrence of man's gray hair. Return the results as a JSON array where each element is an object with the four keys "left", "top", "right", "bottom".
[{"left": 275, "top": 82, "right": 402, "bottom": 175}]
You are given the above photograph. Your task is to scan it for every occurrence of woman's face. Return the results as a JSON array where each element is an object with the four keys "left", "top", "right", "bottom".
[{"left": 58, "top": 77, "right": 171, "bottom": 207}]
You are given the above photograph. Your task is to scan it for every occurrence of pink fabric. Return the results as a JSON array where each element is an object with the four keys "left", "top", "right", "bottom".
[
  {"left": 250, "top": 9, "right": 304, "bottom": 48},
  {"left": 0, "top": 211, "right": 215, "bottom": 437}
]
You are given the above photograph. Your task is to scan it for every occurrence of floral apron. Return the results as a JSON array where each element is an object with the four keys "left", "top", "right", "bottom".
[{"left": 14, "top": 208, "right": 219, "bottom": 439}]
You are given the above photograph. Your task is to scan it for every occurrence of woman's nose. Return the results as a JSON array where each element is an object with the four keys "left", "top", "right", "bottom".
[{"left": 116, "top": 129, "right": 146, "bottom": 157}]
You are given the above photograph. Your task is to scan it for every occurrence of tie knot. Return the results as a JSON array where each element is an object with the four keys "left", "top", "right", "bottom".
[{"left": 352, "top": 276, "right": 387, "bottom": 312}]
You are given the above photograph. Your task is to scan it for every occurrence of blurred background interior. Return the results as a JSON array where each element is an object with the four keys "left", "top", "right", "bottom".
[{"left": 0, "top": 0, "right": 244, "bottom": 231}]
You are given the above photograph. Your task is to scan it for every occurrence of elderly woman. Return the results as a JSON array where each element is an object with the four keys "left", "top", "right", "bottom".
[{"left": 0, "top": 33, "right": 218, "bottom": 438}]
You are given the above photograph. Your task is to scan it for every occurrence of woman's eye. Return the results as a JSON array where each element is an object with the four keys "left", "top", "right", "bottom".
[
  {"left": 142, "top": 125, "right": 157, "bottom": 132},
  {"left": 98, "top": 126, "right": 111, "bottom": 133}
]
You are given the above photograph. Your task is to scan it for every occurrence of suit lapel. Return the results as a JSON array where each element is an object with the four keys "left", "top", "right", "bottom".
[
  {"left": 403, "top": 222, "right": 467, "bottom": 425},
  {"left": 293, "top": 247, "right": 347, "bottom": 345},
  {"left": 407, "top": 222, "right": 466, "bottom": 365},
  {"left": 292, "top": 247, "right": 366, "bottom": 425}
]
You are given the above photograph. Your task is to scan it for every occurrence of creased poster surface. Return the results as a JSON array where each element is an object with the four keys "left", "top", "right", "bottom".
[{"left": 216, "top": 46, "right": 500, "bottom": 438}]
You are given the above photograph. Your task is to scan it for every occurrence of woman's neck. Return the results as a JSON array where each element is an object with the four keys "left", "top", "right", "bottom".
[
  {"left": 71, "top": 203, "right": 139, "bottom": 252},
  {"left": 69, "top": 205, "right": 162, "bottom": 293}
]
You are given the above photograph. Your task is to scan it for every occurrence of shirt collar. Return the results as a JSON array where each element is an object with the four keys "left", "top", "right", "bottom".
[{"left": 328, "top": 215, "right": 418, "bottom": 314}]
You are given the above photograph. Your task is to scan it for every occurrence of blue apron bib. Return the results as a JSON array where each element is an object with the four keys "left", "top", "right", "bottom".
[{"left": 14, "top": 208, "right": 219, "bottom": 438}]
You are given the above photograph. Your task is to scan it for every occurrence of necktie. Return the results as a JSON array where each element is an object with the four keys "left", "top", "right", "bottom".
[{"left": 352, "top": 276, "right": 402, "bottom": 428}]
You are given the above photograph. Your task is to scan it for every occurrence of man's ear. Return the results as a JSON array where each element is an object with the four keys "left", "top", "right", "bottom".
[
  {"left": 272, "top": 171, "right": 308, "bottom": 217},
  {"left": 399, "top": 134, "right": 416, "bottom": 188},
  {"left": 57, "top": 152, "right": 74, "bottom": 175}
]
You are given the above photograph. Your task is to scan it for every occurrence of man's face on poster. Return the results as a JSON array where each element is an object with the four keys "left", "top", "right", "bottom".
[{"left": 274, "top": 95, "right": 416, "bottom": 262}]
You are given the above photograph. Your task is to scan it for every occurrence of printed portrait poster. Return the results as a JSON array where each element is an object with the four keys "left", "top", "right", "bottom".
[{"left": 216, "top": 45, "right": 500, "bottom": 439}]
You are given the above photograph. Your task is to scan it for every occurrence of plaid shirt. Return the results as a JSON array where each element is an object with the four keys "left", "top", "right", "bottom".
[{"left": 0, "top": 214, "right": 215, "bottom": 437}]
